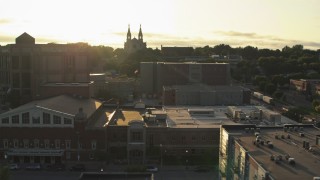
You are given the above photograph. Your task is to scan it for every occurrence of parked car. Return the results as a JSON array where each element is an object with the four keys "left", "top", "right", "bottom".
[
  {"left": 146, "top": 165, "right": 158, "bottom": 172},
  {"left": 9, "top": 164, "right": 20, "bottom": 170},
  {"left": 26, "top": 164, "right": 41, "bottom": 170},
  {"left": 69, "top": 164, "right": 86, "bottom": 171}
]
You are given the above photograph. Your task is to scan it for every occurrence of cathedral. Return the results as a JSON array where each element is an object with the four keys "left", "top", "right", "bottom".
[{"left": 124, "top": 25, "right": 147, "bottom": 53}]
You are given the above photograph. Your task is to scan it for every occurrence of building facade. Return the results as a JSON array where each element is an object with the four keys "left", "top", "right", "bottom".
[
  {"left": 124, "top": 25, "right": 147, "bottom": 54},
  {"left": 162, "top": 85, "right": 251, "bottom": 106},
  {"left": 0, "top": 95, "right": 221, "bottom": 166},
  {"left": 219, "top": 124, "right": 320, "bottom": 180},
  {"left": 0, "top": 95, "right": 105, "bottom": 164},
  {"left": 0, "top": 33, "right": 91, "bottom": 105},
  {"left": 140, "top": 62, "right": 231, "bottom": 95}
]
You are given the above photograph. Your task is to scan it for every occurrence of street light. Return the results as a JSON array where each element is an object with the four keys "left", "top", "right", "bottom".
[
  {"left": 160, "top": 144, "right": 163, "bottom": 168},
  {"left": 185, "top": 150, "right": 189, "bottom": 170},
  {"left": 76, "top": 132, "right": 80, "bottom": 161}
]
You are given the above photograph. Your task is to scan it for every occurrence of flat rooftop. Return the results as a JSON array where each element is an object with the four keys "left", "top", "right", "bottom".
[
  {"left": 164, "top": 106, "right": 236, "bottom": 128},
  {"left": 226, "top": 125, "right": 320, "bottom": 180},
  {"left": 41, "top": 82, "right": 91, "bottom": 87},
  {"left": 164, "top": 85, "right": 247, "bottom": 92},
  {"left": 91, "top": 108, "right": 144, "bottom": 127},
  {"left": 90, "top": 105, "right": 299, "bottom": 129}
]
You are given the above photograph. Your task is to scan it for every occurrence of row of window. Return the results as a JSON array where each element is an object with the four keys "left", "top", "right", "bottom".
[
  {"left": 1, "top": 112, "right": 72, "bottom": 125},
  {"left": 2, "top": 139, "right": 97, "bottom": 150},
  {"left": 2, "top": 139, "right": 71, "bottom": 149}
]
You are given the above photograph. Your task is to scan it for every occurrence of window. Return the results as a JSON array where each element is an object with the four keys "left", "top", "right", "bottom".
[
  {"left": 91, "top": 140, "right": 96, "bottom": 150},
  {"left": 32, "top": 117, "right": 40, "bottom": 124},
  {"left": 65, "top": 140, "right": 71, "bottom": 149},
  {"left": 44, "top": 139, "right": 49, "bottom": 149},
  {"left": 43, "top": 113, "right": 51, "bottom": 124},
  {"left": 53, "top": 115, "right": 61, "bottom": 124},
  {"left": 66, "top": 152, "right": 71, "bottom": 160},
  {"left": 64, "top": 118, "right": 72, "bottom": 125},
  {"left": 22, "top": 112, "right": 30, "bottom": 124},
  {"left": 131, "top": 132, "right": 142, "bottom": 142},
  {"left": 89, "top": 153, "right": 94, "bottom": 160},
  {"left": 3, "top": 139, "right": 8, "bottom": 148},
  {"left": 55, "top": 139, "right": 60, "bottom": 149},
  {"left": 1, "top": 117, "right": 9, "bottom": 124},
  {"left": 181, "top": 136, "right": 186, "bottom": 142},
  {"left": 13, "top": 139, "right": 18, "bottom": 148},
  {"left": 12, "top": 115, "right": 19, "bottom": 124},
  {"left": 34, "top": 139, "right": 39, "bottom": 148},
  {"left": 23, "top": 139, "right": 29, "bottom": 148}
]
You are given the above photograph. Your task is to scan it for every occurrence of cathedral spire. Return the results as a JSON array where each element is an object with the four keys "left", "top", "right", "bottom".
[
  {"left": 138, "top": 24, "right": 143, "bottom": 41},
  {"left": 127, "top": 24, "right": 131, "bottom": 40}
]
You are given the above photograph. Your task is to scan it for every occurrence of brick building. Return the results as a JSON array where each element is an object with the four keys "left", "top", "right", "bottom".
[
  {"left": 162, "top": 85, "right": 251, "bottom": 106},
  {"left": 0, "top": 33, "right": 91, "bottom": 105},
  {"left": 0, "top": 95, "right": 228, "bottom": 165},
  {"left": 219, "top": 124, "right": 320, "bottom": 180},
  {"left": 140, "top": 62, "right": 231, "bottom": 95}
]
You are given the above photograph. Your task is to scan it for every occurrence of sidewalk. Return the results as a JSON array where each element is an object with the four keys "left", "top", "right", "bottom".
[{"left": 66, "top": 161, "right": 198, "bottom": 172}]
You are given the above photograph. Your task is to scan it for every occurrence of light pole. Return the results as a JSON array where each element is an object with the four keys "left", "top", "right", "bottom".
[
  {"left": 76, "top": 132, "right": 80, "bottom": 161},
  {"left": 160, "top": 144, "right": 163, "bottom": 168},
  {"left": 185, "top": 150, "right": 189, "bottom": 170}
]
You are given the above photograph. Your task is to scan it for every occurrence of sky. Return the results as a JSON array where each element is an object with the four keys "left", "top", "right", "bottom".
[{"left": 0, "top": 0, "right": 319, "bottom": 50}]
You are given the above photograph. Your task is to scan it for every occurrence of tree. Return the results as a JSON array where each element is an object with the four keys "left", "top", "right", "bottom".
[
  {"left": 312, "top": 100, "right": 320, "bottom": 109},
  {"left": 264, "top": 83, "right": 277, "bottom": 95},
  {"left": 259, "top": 81, "right": 267, "bottom": 92},
  {"left": 254, "top": 76, "right": 267, "bottom": 86},
  {"left": 273, "top": 91, "right": 283, "bottom": 99},
  {"left": 0, "top": 166, "right": 10, "bottom": 180}
]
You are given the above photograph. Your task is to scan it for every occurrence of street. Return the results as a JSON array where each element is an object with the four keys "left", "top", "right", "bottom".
[{"left": 10, "top": 166, "right": 218, "bottom": 180}]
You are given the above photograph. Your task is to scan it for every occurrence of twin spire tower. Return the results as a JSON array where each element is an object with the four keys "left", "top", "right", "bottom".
[{"left": 124, "top": 24, "right": 146, "bottom": 54}]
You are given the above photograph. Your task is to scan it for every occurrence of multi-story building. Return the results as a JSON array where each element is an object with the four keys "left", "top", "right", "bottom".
[
  {"left": 140, "top": 62, "right": 231, "bottom": 95},
  {"left": 90, "top": 73, "right": 135, "bottom": 102},
  {"left": 219, "top": 124, "right": 320, "bottom": 180},
  {"left": 0, "top": 33, "right": 91, "bottom": 105},
  {"left": 0, "top": 95, "right": 105, "bottom": 164},
  {"left": 290, "top": 79, "right": 320, "bottom": 96},
  {"left": 0, "top": 95, "right": 237, "bottom": 165},
  {"left": 162, "top": 85, "right": 251, "bottom": 106}
]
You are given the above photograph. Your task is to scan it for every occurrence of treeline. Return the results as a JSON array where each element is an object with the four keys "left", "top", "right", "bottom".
[{"left": 88, "top": 44, "right": 320, "bottom": 79}]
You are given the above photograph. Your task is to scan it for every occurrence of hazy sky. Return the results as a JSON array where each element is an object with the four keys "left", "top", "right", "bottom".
[{"left": 0, "top": 0, "right": 319, "bottom": 49}]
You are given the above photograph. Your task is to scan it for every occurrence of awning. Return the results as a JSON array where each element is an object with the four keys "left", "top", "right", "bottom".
[{"left": 6, "top": 149, "right": 64, "bottom": 156}]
